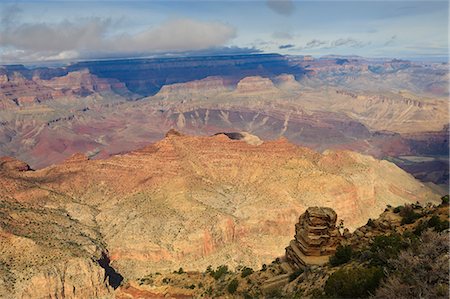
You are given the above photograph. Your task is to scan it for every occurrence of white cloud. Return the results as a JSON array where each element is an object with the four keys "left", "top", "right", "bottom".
[{"left": 0, "top": 7, "right": 236, "bottom": 62}]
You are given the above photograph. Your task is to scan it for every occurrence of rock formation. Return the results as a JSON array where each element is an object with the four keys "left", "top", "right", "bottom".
[
  {"left": 0, "top": 131, "right": 440, "bottom": 298},
  {"left": 0, "top": 56, "right": 447, "bottom": 190},
  {"left": 285, "top": 207, "right": 341, "bottom": 268}
]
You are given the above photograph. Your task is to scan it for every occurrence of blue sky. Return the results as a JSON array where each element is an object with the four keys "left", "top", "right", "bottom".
[{"left": 0, "top": 0, "right": 448, "bottom": 63}]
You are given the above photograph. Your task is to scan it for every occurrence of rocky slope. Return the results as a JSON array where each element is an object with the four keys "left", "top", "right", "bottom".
[
  {"left": 0, "top": 131, "right": 440, "bottom": 298},
  {"left": 119, "top": 199, "right": 449, "bottom": 298}
]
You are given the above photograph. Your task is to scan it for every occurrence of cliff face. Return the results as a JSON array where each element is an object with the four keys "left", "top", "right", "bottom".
[
  {"left": 0, "top": 69, "right": 132, "bottom": 109},
  {"left": 0, "top": 56, "right": 447, "bottom": 188},
  {"left": 0, "top": 132, "right": 439, "bottom": 297}
]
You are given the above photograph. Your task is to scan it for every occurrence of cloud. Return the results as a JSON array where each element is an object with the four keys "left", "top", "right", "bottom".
[
  {"left": 0, "top": 7, "right": 237, "bottom": 62},
  {"left": 304, "top": 39, "right": 328, "bottom": 49},
  {"left": 297, "top": 38, "right": 370, "bottom": 50},
  {"left": 330, "top": 38, "right": 368, "bottom": 48},
  {"left": 384, "top": 35, "right": 397, "bottom": 46},
  {"left": 272, "top": 31, "right": 294, "bottom": 40},
  {"left": 267, "top": 0, "right": 295, "bottom": 16},
  {"left": 279, "top": 44, "right": 295, "bottom": 49}
]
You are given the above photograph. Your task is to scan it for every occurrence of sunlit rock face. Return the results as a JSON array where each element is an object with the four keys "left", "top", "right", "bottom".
[{"left": 0, "top": 131, "right": 440, "bottom": 297}]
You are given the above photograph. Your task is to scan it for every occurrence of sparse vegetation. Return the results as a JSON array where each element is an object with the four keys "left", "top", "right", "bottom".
[
  {"left": 241, "top": 266, "right": 254, "bottom": 278},
  {"left": 288, "top": 268, "right": 304, "bottom": 282},
  {"left": 324, "top": 266, "right": 384, "bottom": 298},
  {"left": 369, "top": 234, "right": 405, "bottom": 266},
  {"left": 174, "top": 267, "right": 184, "bottom": 274},
  {"left": 209, "top": 265, "right": 229, "bottom": 280},
  {"left": 374, "top": 230, "right": 449, "bottom": 298},
  {"left": 399, "top": 204, "right": 421, "bottom": 225},
  {"left": 227, "top": 278, "right": 239, "bottom": 294},
  {"left": 329, "top": 245, "right": 352, "bottom": 266}
]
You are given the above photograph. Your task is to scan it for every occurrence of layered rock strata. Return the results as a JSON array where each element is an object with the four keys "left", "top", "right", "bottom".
[{"left": 286, "top": 207, "right": 341, "bottom": 268}]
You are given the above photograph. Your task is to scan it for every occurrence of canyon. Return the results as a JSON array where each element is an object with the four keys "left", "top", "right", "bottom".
[
  {"left": 0, "top": 131, "right": 440, "bottom": 298},
  {"left": 1, "top": 55, "right": 448, "bottom": 191}
]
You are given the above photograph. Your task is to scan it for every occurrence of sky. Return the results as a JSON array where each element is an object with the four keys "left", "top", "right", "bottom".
[{"left": 0, "top": 0, "right": 448, "bottom": 63}]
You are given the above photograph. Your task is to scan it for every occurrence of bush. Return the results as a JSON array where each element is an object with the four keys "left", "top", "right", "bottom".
[
  {"left": 441, "top": 195, "right": 449, "bottom": 205},
  {"left": 374, "top": 230, "right": 449, "bottom": 298},
  {"left": 324, "top": 266, "right": 384, "bottom": 298},
  {"left": 369, "top": 234, "right": 405, "bottom": 266},
  {"left": 330, "top": 245, "right": 353, "bottom": 266},
  {"left": 227, "top": 278, "right": 239, "bottom": 294},
  {"left": 399, "top": 205, "right": 421, "bottom": 225},
  {"left": 174, "top": 267, "right": 184, "bottom": 274},
  {"left": 288, "top": 268, "right": 304, "bottom": 282},
  {"left": 210, "top": 265, "right": 229, "bottom": 280},
  {"left": 427, "top": 215, "right": 449, "bottom": 232},
  {"left": 241, "top": 266, "right": 254, "bottom": 278},
  {"left": 393, "top": 206, "right": 402, "bottom": 213}
]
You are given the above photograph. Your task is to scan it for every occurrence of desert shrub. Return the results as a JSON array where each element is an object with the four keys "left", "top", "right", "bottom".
[
  {"left": 261, "top": 264, "right": 267, "bottom": 271},
  {"left": 324, "top": 266, "right": 383, "bottom": 298},
  {"left": 210, "top": 265, "right": 229, "bottom": 280},
  {"left": 440, "top": 195, "right": 449, "bottom": 205},
  {"left": 366, "top": 218, "right": 376, "bottom": 228},
  {"left": 414, "top": 216, "right": 449, "bottom": 235},
  {"left": 329, "top": 245, "right": 353, "bottom": 266},
  {"left": 174, "top": 267, "right": 184, "bottom": 274},
  {"left": 241, "top": 266, "right": 254, "bottom": 278},
  {"left": 393, "top": 206, "right": 402, "bottom": 213},
  {"left": 288, "top": 268, "right": 304, "bottom": 282},
  {"left": 399, "top": 205, "right": 421, "bottom": 225},
  {"left": 428, "top": 215, "right": 449, "bottom": 232},
  {"left": 374, "top": 230, "right": 449, "bottom": 298},
  {"left": 413, "top": 219, "right": 428, "bottom": 236},
  {"left": 227, "top": 278, "right": 239, "bottom": 294},
  {"left": 369, "top": 234, "right": 406, "bottom": 266}
]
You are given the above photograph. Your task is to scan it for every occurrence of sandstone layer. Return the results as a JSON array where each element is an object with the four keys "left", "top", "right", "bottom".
[
  {"left": 0, "top": 131, "right": 440, "bottom": 298},
  {"left": 286, "top": 207, "right": 341, "bottom": 268}
]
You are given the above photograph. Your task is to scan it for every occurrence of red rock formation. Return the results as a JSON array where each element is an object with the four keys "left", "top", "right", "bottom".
[
  {"left": 285, "top": 207, "right": 341, "bottom": 268},
  {"left": 0, "top": 131, "right": 439, "bottom": 294}
]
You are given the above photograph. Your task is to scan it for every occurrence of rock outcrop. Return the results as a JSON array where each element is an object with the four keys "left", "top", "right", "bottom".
[
  {"left": 286, "top": 207, "right": 341, "bottom": 268},
  {"left": 236, "top": 76, "right": 277, "bottom": 93}
]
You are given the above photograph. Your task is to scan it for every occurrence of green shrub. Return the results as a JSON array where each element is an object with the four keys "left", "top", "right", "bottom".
[
  {"left": 399, "top": 205, "right": 421, "bottom": 225},
  {"left": 174, "top": 267, "right": 184, "bottom": 274},
  {"left": 227, "top": 278, "right": 239, "bottom": 294},
  {"left": 210, "top": 265, "right": 229, "bottom": 280},
  {"left": 441, "top": 195, "right": 449, "bottom": 205},
  {"left": 369, "top": 234, "right": 405, "bottom": 266},
  {"left": 288, "top": 268, "right": 304, "bottom": 282},
  {"left": 428, "top": 215, "right": 449, "bottom": 232},
  {"left": 393, "top": 206, "right": 402, "bottom": 213},
  {"left": 241, "top": 266, "right": 254, "bottom": 278},
  {"left": 324, "top": 266, "right": 383, "bottom": 298},
  {"left": 330, "top": 245, "right": 353, "bottom": 266}
]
